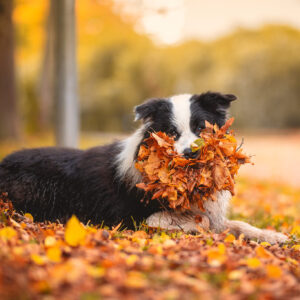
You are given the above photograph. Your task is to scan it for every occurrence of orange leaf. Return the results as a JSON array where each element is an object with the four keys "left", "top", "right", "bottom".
[
  {"left": 256, "top": 246, "right": 273, "bottom": 259},
  {"left": 246, "top": 258, "right": 262, "bottom": 269},
  {"left": 135, "top": 118, "right": 250, "bottom": 211},
  {"left": 266, "top": 265, "right": 282, "bottom": 279}
]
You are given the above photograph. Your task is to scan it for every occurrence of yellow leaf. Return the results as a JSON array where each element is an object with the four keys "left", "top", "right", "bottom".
[
  {"left": 207, "top": 245, "right": 226, "bottom": 267},
  {"left": 266, "top": 265, "right": 282, "bottom": 279},
  {"left": 65, "top": 215, "right": 87, "bottom": 247},
  {"left": 224, "top": 134, "right": 237, "bottom": 143},
  {"left": 224, "top": 234, "right": 235, "bottom": 243},
  {"left": 286, "top": 257, "right": 298, "bottom": 265},
  {"left": 256, "top": 246, "right": 272, "bottom": 258},
  {"left": 31, "top": 254, "right": 47, "bottom": 265},
  {"left": 291, "top": 225, "right": 300, "bottom": 236},
  {"left": 46, "top": 247, "right": 61, "bottom": 263},
  {"left": 126, "top": 254, "right": 138, "bottom": 266},
  {"left": 87, "top": 266, "right": 105, "bottom": 278},
  {"left": 246, "top": 258, "right": 262, "bottom": 269},
  {"left": 24, "top": 213, "right": 34, "bottom": 222},
  {"left": 218, "top": 243, "right": 226, "bottom": 254},
  {"left": 292, "top": 245, "right": 300, "bottom": 251},
  {"left": 45, "top": 236, "right": 57, "bottom": 247},
  {"left": 260, "top": 242, "right": 271, "bottom": 247},
  {"left": 0, "top": 227, "right": 17, "bottom": 240},
  {"left": 191, "top": 138, "right": 205, "bottom": 152}
]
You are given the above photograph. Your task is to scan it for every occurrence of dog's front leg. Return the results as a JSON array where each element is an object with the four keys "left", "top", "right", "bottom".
[
  {"left": 146, "top": 210, "right": 209, "bottom": 233},
  {"left": 203, "top": 190, "right": 287, "bottom": 244},
  {"left": 223, "top": 219, "right": 287, "bottom": 244}
]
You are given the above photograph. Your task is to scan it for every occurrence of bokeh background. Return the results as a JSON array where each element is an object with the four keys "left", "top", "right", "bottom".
[
  {"left": 0, "top": 0, "right": 300, "bottom": 187},
  {"left": 1, "top": 4, "right": 299, "bottom": 298}
]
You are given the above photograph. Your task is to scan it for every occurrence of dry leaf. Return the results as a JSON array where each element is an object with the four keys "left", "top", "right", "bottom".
[
  {"left": 135, "top": 118, "right": 250, "bottom": 211},
  {"left": 65, "top": 215, "right": 87, "bottom": 247}
]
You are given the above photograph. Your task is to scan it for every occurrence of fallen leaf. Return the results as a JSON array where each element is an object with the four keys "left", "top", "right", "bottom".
[
  {"left": 266, "top": 265, "right": 282, "bottom": 279},
  {"left": 246, "top": 258, "right": 262, "bottom": 269},
  {"left": 65, "top": 215, "right": 87, "bottom": 247},
  {"left": 256, "top": 246, "right": 273, "bottom": 259},
  {"left": 0, "top": 226, "right": 17, "bottom": 240},
  {"left": 224, "top": 234, "right": 236, "bottom": 243},
  {"left": 46, "top": 246, "right": 62, "bottom": 263}
]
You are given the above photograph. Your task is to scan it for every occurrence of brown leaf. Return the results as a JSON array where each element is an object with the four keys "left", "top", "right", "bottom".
[{"left": 135, "top": 119, "right": 250, "bottom": 211}]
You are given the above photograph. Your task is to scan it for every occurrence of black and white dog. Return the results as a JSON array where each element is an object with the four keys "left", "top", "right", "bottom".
[{"left": 0, "top": 92, "right": 287, "bottom": 243}]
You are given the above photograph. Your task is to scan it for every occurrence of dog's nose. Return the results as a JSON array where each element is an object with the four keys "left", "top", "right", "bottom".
[{"left": 183, "top": 148, "right": 197, "bottom": 159}]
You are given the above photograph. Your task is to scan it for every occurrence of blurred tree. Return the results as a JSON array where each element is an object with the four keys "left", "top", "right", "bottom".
[
  {"left": 12, "top": 1, "right": 300, "bottom": 133},
  {"left": 52, "top": 0, "right": 79, "bottom": 147},
  {"left": 0, "top": 0, "right": 19, "bottom": 139}
]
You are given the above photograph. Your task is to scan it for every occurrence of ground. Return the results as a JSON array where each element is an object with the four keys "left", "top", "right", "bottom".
[{"left": 0, "top": 132, "right": 299, "bottom": 299}]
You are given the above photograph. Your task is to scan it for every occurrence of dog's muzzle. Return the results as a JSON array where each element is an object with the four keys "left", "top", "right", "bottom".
[{"left": 183, "top": 148, "right": 198, "bottom": 159}]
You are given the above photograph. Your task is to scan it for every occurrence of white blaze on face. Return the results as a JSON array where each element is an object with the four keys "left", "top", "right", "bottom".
[{"left": 170, "top": 94, "right": 199, "bottom": 154}]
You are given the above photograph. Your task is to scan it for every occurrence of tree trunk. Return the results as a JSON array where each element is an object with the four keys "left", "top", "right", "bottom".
[
  {"left": 0, "top": 0, "right": 19, "bottom": 139},
  {"left": 52, "top": 0, "right": 79, "bottom": 147}
]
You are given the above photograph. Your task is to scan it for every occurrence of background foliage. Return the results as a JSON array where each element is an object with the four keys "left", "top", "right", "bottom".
[{"left": 13, "top": 0, "right": 300, "bottom": 133}]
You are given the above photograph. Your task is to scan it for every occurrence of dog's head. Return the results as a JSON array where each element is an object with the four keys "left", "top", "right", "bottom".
[{"left": 134, "top": 92, "right": 237, "bottom": 157}]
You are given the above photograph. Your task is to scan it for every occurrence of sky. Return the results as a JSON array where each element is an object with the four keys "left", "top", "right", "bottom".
[{"left": 121, "top": 0, "right": 300, "bottom": 44}]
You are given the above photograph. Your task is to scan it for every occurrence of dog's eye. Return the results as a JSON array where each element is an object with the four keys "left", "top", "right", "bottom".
[
  {"left": 169, "top": 129, "right": 180, "bottom": 140},
  {"left": 196, "top": 126, "right": 205, "bottom": 135}
]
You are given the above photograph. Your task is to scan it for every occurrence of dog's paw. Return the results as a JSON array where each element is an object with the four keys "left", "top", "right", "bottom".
[
  {"left": 146, "top": 212, "right": 167, "bottom": 228},
  {"left": 259, "top": 230, "right": 288, "bottom": 244}
]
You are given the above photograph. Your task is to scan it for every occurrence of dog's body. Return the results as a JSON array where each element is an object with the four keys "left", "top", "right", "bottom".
[{"left": 0, "top": 92, "right": 287, "bottom": 243}]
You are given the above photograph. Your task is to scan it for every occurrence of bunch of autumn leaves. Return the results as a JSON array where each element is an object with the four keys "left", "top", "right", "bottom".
[{"left": 135, "top": 118, "right": 251, "bottom": 211}]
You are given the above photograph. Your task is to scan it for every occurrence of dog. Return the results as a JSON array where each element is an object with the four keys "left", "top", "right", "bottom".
[{"left": 0, "top": 92, "right": 287, "bottom": 244}]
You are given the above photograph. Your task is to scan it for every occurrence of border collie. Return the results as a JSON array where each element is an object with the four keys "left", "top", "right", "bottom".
[{"left": 0, "top": 92, "right": 287, "bottom": 244}]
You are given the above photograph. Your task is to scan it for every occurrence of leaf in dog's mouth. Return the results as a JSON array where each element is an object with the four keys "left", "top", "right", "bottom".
[
  {"left": 191, "top": 138, "right": 205, "bottom": 152},
  {"left": 135, "top": 118, "right": 252, "bottom": 211}
]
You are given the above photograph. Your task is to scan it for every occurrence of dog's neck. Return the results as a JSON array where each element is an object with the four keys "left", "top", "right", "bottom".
[{"left": 115, "top": 124, "right": 147, "bottom": 187}]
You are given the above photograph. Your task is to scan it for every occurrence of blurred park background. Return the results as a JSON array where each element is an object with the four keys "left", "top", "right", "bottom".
[{"left": 0, "top": 0, "right": 300, "bottom": 186}]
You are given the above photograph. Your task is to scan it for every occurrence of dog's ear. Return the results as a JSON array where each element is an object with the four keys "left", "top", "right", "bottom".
[
  {"left": 192, "top": 92, "right": 237, "bottom": 113},
  {"left": 134, "top": 98, "right": 170, "bottom": 122}
]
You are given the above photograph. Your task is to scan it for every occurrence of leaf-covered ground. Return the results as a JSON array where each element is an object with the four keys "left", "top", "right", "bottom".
[{"left": 0, "top": 178, "right": 299, "bottom": 300}]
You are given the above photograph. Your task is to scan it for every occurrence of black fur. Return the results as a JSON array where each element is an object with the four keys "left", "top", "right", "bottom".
[
  {"left": 190, "top": 92, "right": 236, "bottom": 134},
  {"left": 0, "top": 92, "right": 236, "bottom": 227},
  {"left": 0, "top": 144, "right": 160, "bottom": 227},
  {"left": 135, "top": 98, "right": 177, "bottom": 139}
]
